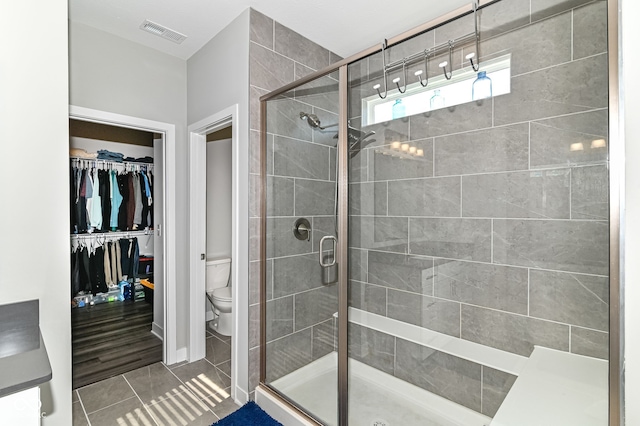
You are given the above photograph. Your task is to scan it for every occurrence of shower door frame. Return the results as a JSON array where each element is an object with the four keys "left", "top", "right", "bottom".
[{"left": 259, "top": 0, "right": 623, "bottom": 424}]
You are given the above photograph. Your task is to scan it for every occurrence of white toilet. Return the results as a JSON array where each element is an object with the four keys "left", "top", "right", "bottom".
[{"left": 206, "top": 257, "right": 233, "bottom": 336}]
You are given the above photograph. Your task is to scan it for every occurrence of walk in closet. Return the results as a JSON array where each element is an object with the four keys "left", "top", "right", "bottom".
[{"left": 69, "top": 119, "right": 164, "bottom": 389}]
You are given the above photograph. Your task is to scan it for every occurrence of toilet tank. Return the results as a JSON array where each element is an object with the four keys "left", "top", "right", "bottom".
[{"left": 206, "top": 257, "right": 231, "bottom": 292}]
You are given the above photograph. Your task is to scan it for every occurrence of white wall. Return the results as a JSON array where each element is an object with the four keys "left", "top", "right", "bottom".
[
  {"left": 0, "top": 1, "right": 70, "bottom": 425},
  {"left": 187, "top": 9, "right": 250, "bottom": 400},
  {"left": 206, "top": 138, "right": 233, "bottom": 258},
  {"left": 68, "top": 22, "right": 191, "bottom": 350},
  {"left": 622, "top": 0, "right": 640, "bottom": 423}
]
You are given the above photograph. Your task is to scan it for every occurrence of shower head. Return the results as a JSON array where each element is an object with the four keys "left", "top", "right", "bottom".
[
  {"left": 347, "top": 129, "right": 376, "bottom": 153},
  {"left": 299, "top": 112, "right": 322, "bottom": 129},
  {"left": 299, "top": 110, "right": 375, "bottom": 152},
  {"left": 332, "top": 128, "right": 376, "bottom": 152}
]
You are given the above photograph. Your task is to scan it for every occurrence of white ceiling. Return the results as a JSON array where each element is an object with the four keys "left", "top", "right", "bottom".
[{"left": 68, "top": 0, "right": 470, "bottom": 60}]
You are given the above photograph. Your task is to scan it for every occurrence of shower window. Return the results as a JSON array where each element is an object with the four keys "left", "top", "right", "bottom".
[{"left": 363, "top": 55, "right": 511, "bottom": 125}]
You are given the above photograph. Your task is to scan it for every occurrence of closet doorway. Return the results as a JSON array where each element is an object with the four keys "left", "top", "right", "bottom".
[{"left": 69, "top": 106, "right": 177, "bottom": 389}]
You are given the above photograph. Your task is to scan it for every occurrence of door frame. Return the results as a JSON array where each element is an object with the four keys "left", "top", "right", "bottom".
[
  {"left": 188, "top": 104, "right": 249, "bottom": 404},
  {"left": 69, "top": 105, "right": 179, "bottom": 364}
]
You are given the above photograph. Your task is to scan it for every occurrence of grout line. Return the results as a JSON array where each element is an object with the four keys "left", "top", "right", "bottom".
[
  {"left": 342, "top": 213, "right": 605, "bottom": 223},
  {"left": 569, "top": 168, "right": 573, "bottom": 220},
  {"left": 432, "top": 137, "right": 436, "bottom": 177},
  {"left": 459, "top": 176, "right": 463, "bottom": 217},
  {"left": 491, "top": 96, "right": 495, "bottom": 128},
  {"left": 393, "top": 336, "right": 397, "bottom": 376},
  {"left": 293, "top": 294, "right": 297, "bottom": 331},
  {"left": 292, "top": 178, "right": 296, "bottom": 216},
  {"left": 121, "top": 376, "right": 158, "bottom": 425},
  {"left": 384, "top": 287, "right": 389, "bottom": 317},
  {"left": 527, "top": 268, "right": 531, "bottom": 316},
  {"left": 528, "top": 121, "right": 531, "bottom": 170},
  {"left": 386, "top": 181, "right": 389, "bottom": 217},
  {"left": 511, "top": 52, "right": 606, "bottom": 79},
  {"left": 77, "top": 393, "right": 92, "bottom": 426},
  {"left": 490, "top": 219, "right": 494, "bottom": 264},
  {"left": 569, "top": 326, "right": 573, "bottom": 352},
  {"left": 459, "top": 303, "right": 462, "bottom": 338},
  {"left": 352, "top": 249, "right": 610, "bottom": 278},
  {"left": 371, "top": 282, "right": 608, "bottom": 333},
  {"left": 480, "top": 366, "right": 484, "bottom": 414},
  {"left": 571, "top": 10, "right": 574, "bottom": 61}
]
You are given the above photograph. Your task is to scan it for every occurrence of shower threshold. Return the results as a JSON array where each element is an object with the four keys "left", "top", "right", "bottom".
[{"left": 264, "top": 352, "right": 491, "bottom": 426}]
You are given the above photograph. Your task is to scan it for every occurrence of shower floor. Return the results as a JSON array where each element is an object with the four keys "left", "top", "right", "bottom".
[{"left": 271, "top": 353, "right": 490, "bottom": 426}]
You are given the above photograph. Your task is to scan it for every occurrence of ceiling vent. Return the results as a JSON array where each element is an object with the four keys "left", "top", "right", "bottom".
[{"left": 139, "top": 20, "right": 187, "bottom": 44}]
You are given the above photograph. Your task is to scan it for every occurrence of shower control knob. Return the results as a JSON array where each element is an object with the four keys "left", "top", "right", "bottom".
[{"left": 293, "top": 218, "right": 311, "bottom": 241}]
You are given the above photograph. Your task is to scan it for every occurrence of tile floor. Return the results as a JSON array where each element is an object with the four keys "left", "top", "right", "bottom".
[{"left": 73, "top": 326, "right": 240, "bottom": 426}]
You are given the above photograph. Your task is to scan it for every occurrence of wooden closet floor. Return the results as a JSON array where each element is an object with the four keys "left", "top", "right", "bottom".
[{"left": 72, "top": 300, "right": 162, "bottom": 389}]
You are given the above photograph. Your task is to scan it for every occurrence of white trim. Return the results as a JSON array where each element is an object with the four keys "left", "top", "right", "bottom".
[
  {"left": 69, "top": 105, "right": 179, "bottom": 365},
  {"left": 349, "top": 307, "right": 528, "bottom": 376},
  {"left": 176, "top": 347, "right": 188, "bottom": 364},
  {"left": 151, "top": 322, "right": 163, "bottom": 340},
  {"left": 188, "top": 104, "right": 249, "bottom": 403}
]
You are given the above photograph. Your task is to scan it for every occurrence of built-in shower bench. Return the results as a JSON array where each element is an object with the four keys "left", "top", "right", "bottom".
[
  {"left": 351, "top": 308, "right": 609, "bottom": 425},
  {"left": 491, "top": 346, "right": 607, "bottom": 426}
]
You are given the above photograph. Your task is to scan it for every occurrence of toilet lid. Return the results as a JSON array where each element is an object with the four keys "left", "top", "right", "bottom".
[{"left": 212, "top": 286, "right": 232, "bottom": 301}]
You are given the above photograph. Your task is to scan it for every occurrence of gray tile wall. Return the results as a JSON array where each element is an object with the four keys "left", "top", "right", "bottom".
[
  {"left": 346, "top": 323, "right": 517, "bottom": 417},
  {"left": 347, "top": 0, "right": 608, "bottom": 418},
  {"left": 252, "top": 0, "right": 608, "bottom": 418},
  {"left": 248, "top": 8, "right": 342, "bottom": 390}
]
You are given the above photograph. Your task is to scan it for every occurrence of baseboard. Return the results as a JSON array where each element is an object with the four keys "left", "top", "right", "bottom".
[
  {"left": 235, "top": 386, "right": 249, "bottom": 405},
  {"left": 176, "top": 347, "right": 188, "bottom": 363},
  {"left": 151, "top": 322, "right": 163, "bottom": 340},
  {"left": 206, "top": 310, "right": 214, "bottom": 322}
]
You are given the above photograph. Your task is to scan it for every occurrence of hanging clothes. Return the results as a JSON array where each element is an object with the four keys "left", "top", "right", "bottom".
[
  {"left": 99, "top": 169, "right": 111, "bottom": 232},
  {"left": 110, "top": 170, "right": 123, "bottom": 230},
  {"left": 71, "top": 235, "right": 142, "bottom": 299},
  {"left": 127, "top": 174, "right": 136, "bottom": 230},
  {"left": 88, "top": 169, "right": 103, "bottom": 231}
]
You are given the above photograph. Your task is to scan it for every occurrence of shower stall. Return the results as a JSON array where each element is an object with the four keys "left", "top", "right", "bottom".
[{"left": 258, "top": 0, "right": 617, "bottom": 424}]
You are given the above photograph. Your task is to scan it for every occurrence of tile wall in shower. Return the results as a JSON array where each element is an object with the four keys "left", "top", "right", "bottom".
[
  {"left": 247, "top": 8, "right": 343, "bottom": 395},
  {"left": 348, "top": 0, "right": 608, "bottom": 416}
]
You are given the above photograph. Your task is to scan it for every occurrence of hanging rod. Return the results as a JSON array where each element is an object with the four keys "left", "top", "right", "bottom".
[
  {"left": 384, "top": 31, "right": 476, "bottom": 73},
  {"left": 375, "top": 1, "right": 480, "bottom": 98},
  {"left": 70, "top": 157, "right": 154, "bottom": 169},
  {"left": 260, "top": 0, "right": 504, "bottom": 102},
  {"left": 70, "top": 230, "right": 152, "bottom": 239}
]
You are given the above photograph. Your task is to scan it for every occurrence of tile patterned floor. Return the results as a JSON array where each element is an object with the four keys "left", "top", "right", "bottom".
[{"left": 73, "top": 326, "right": 239, "bottom": 426}]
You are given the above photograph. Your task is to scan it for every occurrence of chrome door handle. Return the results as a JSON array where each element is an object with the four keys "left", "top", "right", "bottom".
[{"left": 319, "top": 236, "right": 337, "bottom": 267}]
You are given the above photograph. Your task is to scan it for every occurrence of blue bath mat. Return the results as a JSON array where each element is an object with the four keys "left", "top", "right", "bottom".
[{"left": 212, "top": 401, "right": 283, "bottom": 426}]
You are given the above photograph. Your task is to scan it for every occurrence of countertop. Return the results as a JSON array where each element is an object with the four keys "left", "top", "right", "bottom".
[{"left": 0, "top": 300, "right": 52, "bottom": 398}]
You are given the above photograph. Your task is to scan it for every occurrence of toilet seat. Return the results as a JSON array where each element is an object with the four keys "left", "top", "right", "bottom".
[{"left": 211, "top": 286, "right": 232, "bottom": 302}]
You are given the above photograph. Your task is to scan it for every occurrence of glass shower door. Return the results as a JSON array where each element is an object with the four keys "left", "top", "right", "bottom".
[
  {"left": 345, "top": 0, "right": 610, "bottom": 424},
  {"left": 262, "top": 73, "right": 341, "bottom": 425}
]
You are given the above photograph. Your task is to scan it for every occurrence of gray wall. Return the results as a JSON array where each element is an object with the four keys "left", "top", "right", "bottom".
[
  {"left": 0, "top": 1, "right": 71, "bottom": 424},
  {"left": 347, "top": 0, "right": 608, "bottom": 417},
  {"left": 206, "top": 139, "right": 233, "bottom": 258},
  {"left": 68, "top": 21, "right": 191, "bottom": 349},
  {"left": 186, "top": 9, "right": 251, "bottom": 399},
  {"left": 248, "top": 8, "right": 342, "bottom": 393}
]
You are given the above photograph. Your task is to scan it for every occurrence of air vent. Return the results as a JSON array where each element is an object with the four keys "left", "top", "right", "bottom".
[{"left": 139, "top": 19, "right": 187, "bottom": 44}]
